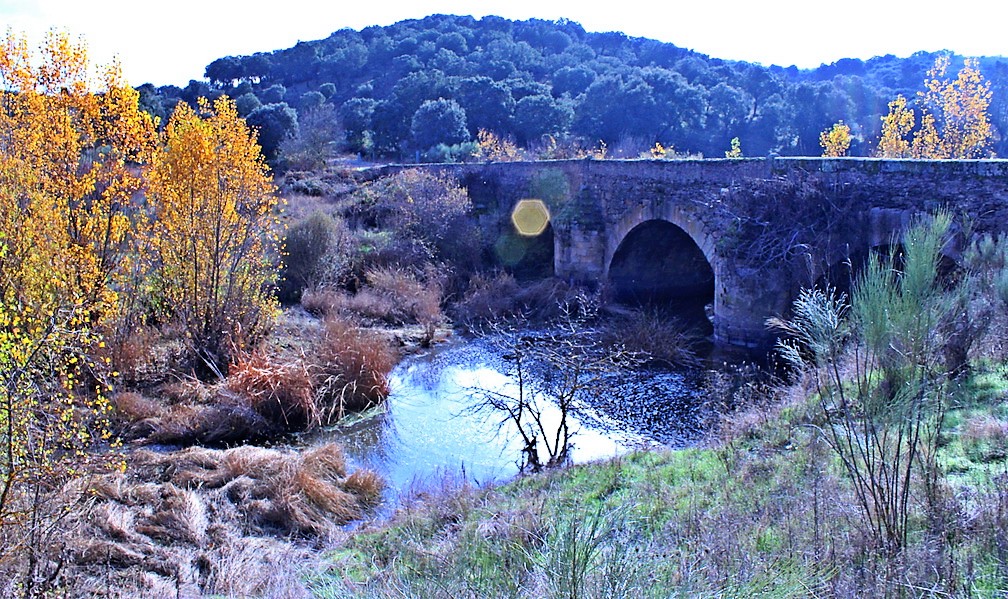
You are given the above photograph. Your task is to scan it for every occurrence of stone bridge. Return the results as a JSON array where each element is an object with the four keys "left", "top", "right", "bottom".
[{"left": 364, "top": 157, "right": 1008, "bottom": 350}]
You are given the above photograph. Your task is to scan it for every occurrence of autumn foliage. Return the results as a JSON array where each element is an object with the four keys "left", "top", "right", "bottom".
[
  {"left": 148, "top": 96, "right": 280, "bottom": 375},
  {"left": 877, "top": 55, "right": 993, "bottom": 158},
  {"left": 0, "top": 31, "right": 282, "bottom": 578},
  {"left": 819, "top": 121, "right": 852, "bottom": 157},
  {"left": 0, "top": 31, "right": 155, "bottom": 536}
]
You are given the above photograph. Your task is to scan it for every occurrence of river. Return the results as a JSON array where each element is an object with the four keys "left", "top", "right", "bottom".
[{"left": 313, "top": 333, "right": 711, "bottom": 512}]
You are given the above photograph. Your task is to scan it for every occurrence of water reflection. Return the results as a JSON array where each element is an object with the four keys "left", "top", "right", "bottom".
[{"left": 314, "top": 335, "right": 705, "bottom": 510}]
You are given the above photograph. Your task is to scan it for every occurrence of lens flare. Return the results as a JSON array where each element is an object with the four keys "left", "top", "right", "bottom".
[{"left": 510, "top": 198, "right": 550, "bottom": 237}]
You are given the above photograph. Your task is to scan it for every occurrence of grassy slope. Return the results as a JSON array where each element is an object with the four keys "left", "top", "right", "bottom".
[{"left": 310, "top": 363, "right": 1008, "bottom": 598}]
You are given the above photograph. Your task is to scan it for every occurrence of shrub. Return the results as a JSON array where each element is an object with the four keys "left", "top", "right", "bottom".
[
  {"left": 471, "top": 299, "right": 640, "bottom": 471},
  {"left": 279, "top": 211, "right": 352, "bottom": 304},
  {"left": 303, "top": 266, "right": 445, "bottom": 345},
  {"left": 301, "top": 286, "right": 353, "bottom": 318},
  {"left": 455, "top": 272, "right": 573, "bottom": 327},
  {"left": 421, "top": 141, "right": 479, "bottom": 163},
  {"left": 454, "top": 271, "right": 523, "bottom": 326},
  {"left": 600, "top": 308, "right": 704, "bottom": 368},
  {"left": 366, "top": 266, "right": 444, "bottom": 330},
  {"left": 526, "top": 134, "right": 592, "bottom": 160},
  {"left": 959, "top": 232, "right": 1008, "bottom": 363},
  {"left": 148, "top": 96, "right": 281, "bottom": 378},
  {"left": 475, "top": 129, "right": 523, "bottom": 161},
  {"left": 770, "top": 212, "right": 957, "bottom": 552},
  {"left": 351, "top": 169, "right": 473, "bottom": 264}
]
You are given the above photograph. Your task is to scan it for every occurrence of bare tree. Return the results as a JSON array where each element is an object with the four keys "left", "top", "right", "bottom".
[{"left": 470, "top": 296, "right": 639, "bottom": 472}]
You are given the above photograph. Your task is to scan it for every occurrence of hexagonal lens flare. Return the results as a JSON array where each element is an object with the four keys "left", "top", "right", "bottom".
[{"left": 510, "top": 198, "right": 550, "bottom": 237}]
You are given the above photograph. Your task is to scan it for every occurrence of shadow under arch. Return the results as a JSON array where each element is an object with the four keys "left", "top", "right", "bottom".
[{"left": 607, "top": 219, "right": 715, "bottom": 329}]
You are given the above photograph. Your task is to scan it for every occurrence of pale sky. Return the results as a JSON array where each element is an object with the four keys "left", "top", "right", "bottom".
[{"left": 2, "top": 0, "right": 1005, "bottom": 86}]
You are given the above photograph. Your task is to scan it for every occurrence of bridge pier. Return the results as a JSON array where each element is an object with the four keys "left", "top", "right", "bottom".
[
  {"left": 712, "top": 265, "right": 793, "bottom": 350},
  {"left": 554, "top": 223, "right": 606, "bottom": 284}
]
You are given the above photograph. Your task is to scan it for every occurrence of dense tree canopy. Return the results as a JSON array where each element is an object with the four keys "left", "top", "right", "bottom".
[
  {"left": 139, "top": 14, "right": 1008, "bottom": 160},
  {"left": 245, "top": 102, "right": 299, "bottom": 160},
  {"left": 410, "top": 98, "right": 469, "bottom": 150}
]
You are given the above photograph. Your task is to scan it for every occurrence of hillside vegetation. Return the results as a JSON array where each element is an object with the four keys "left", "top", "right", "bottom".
[{"left": 137, "top": 14, "right": 1008, "bottom": 161}]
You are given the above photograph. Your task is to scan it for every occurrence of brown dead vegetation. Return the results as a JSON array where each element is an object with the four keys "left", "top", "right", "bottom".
[
  {"left": 34, "top": 443, "right": 383, "bottom": 597},
  {"left": 115, "top": 312, "right": 396, "bottom": 445},
  {"left": 301, "top": 265, "right": 446, "bottom": 348},
  {"left": 453, "top": 272, "right": 574, "bottom": 328},
  {"left": 599, "top": 308, "right": 705, "bottom": 368}
]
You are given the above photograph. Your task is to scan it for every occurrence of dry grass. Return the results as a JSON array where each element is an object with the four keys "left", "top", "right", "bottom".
[
  {"left": 108, "top": 326, "right": 185, "bottom": 387},
  {"left": 365, "top": 266, "right": 443, "bottom": 326},
  {"left": 227, "top": 349, "right": 318, "bottom": 428},
  {"left": 139, "top": 400, "right": 276, "bottom": 446},
  {"left": 29, "top": 442, "right": 383, "bottom": 596},
  {"left": 156, "top": 377, "right": 215, "bottom": 405},
  {"left": 455, "top": 272, "right": 574, "bottom": 327},
  {"left": 121, "top": 312, "right": 397, "bottom": 443},
  {"left": 961, "top": 414, "right": 1008, "bottom": 462},
  {"left": 302, "top": 267, "right": 445, "bottom": 342},
  {"left": 314, "top": 315, "right": 396, "bottom": 421},
  {"left": 600, "top": 308, "right": 705, "bottom": 368},
  {"left": 300, "top": 285, "right": 345, "bottom": 317},
  {"left": 344, "top": 470, "right": 384, "bottom": 504},
  {"left": 111, "top": 391, "right": 163, "bottom": 422}
]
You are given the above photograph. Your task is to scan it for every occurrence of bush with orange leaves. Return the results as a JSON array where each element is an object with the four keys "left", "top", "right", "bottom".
[{"left": 226, "top": 314, "right": 395, "bottom": 431}]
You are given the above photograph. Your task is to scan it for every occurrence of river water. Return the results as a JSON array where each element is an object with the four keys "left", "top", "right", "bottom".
[{"left": 314, "top": 333, "right": 711, "bottom": 511}]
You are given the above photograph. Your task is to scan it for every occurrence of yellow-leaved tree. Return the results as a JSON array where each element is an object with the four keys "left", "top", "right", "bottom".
[
  {"left": 877, "top": 55, "right": 994, "bottom": 158},
  {"left": 476, "top": 129, "right": 522, "bottom": 161},
  {"left": 819, "top": 121, "right": 853, "bottom": 157},
  {"left": 877, "top": 95, "right": 915, "bottom": 158},
  {"left": 0, "top": 30, "right": 154, "bottom": 578},
  {"left": 915, "top": 55, "right": 993, "bottom": 158},
  {"left": 148, "top": 96, "right": 281, "bottom": 377},
  {"left": 725, "top": 136, "right": 743, "bottom": 158}
]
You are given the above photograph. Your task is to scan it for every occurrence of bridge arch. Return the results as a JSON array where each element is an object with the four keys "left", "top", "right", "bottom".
[
  {"left": 809, "top": 209, "right": 960, "bottom": 298},
  {"left": 605, "top": 207, "right": 718, "bottom": 281},
  {"left": 605, "top": 210, "right": 718, "bottom": 326}
]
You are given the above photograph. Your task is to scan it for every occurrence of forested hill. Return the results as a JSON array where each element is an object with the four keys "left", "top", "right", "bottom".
[{"left": 136, "top": 14, "right": 1008, "bottom": 161}]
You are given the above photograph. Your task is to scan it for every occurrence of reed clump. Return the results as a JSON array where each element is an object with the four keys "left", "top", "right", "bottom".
[{"left": 121, "top": 314, "right": 396, "bottom": 445}]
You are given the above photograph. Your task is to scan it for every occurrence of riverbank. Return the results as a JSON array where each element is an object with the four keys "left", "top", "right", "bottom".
[
  {"left": 310, "top": 361, "right": 1008, "bottom": 597},
  {"left": 27, "top": 300, "right": 705, "bottom": 596},
  {"left": 10, "top": 300, "right": 1006, "bottom": 596}
]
